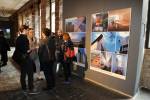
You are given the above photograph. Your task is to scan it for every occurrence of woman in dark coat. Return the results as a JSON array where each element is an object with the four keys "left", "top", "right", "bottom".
[{"left": 62, "top": 32, "right": 74, "bottom": 84}]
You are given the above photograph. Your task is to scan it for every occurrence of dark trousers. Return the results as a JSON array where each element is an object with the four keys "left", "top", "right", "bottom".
[
  {"left": 42, "top": 61, "right": 55, "bottom": 88},
  {"left": 55, "top": 61, "right": 63, "bottom": 75},
  {"left": 63, "top": 62, "right": 72, "bottom": 81},
  {"left": 0, "top": 51, "right": 8, "bottom": 64},
  {"left": 20, "top": 57, "right": 34, "bottom": 90}
]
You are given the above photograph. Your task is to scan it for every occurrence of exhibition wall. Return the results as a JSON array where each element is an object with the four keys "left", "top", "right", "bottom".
[{"left": 63, "top": 0, "right": 149, "bottom": 96}]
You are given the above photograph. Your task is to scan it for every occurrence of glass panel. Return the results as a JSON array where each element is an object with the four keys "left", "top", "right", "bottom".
[
  {"left": 51, "top": 1, "right": 55, "bottom": 32},
  {"left": 59, "top": 0, "right": 63, "bottom": 30},
  {"left": 51, "top": 13, "right": 55, "bottom": 32},
  {"left": 51, "top": 2, "right": 55, "bottom": 13},
  {"left": 46, "top": 5, "right": 50, "bottom": 28}
]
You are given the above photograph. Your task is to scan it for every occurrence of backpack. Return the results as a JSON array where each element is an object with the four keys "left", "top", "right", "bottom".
[{"left": 38, "top": 37, "right": 56, "bottom": 64}]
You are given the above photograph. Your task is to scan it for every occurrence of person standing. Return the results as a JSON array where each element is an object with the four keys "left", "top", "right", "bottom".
[
  {"left": 62, "top": 32, "right": 74, "bottom": 84},
  {"left": 38, "top": 28, "right": 56, "bottom": 90},
  {"left": 15, "top": 25, "right": 39, "bottom": 94},
  {"left": 0, "top": 30, "right": 10, "bottom": 66},
  {"left": 55, "top": 30, "right": 64, "bottom": 75},
  {"left": 27, "top": 28, "right": 43, "bottom": 80}
]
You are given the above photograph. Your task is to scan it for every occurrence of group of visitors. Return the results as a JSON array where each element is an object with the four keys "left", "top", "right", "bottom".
[{"left": 12, "top": 25, "right": 75, "bottom": 94}]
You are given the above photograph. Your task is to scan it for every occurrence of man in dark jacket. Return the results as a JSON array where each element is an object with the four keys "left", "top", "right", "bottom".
[
  {"left": 38, "top": 28, "right": 56, "bottom": 90},
  {"left": 0, "top": 30, "right": 10, "bottom": 66},
  {"left": 55, "top": 30, "right": 64, "bottom": 75},
  {"left": 15, "top": 25, "right": 38, "bottom": 94}
]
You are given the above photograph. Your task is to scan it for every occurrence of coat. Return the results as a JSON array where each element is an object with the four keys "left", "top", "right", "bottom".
[
  {"left": 38, "top": 36, "right": 56, "bottom": 66},
  {"left": 0, "top": 37, "right": 10, "bottom": 53},
  {"left": 63, "top": 40, "right": 76, "bottom": 63},
  {"left": 55, "top": 36, "right": 64, "bottom": 62}
]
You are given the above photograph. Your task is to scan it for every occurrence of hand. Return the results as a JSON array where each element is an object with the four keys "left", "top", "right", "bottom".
[
  {"left": 27, "top": 50, "right": 32, "bottom": 53},
  {"left": 35, "top": 45, "right": 39, "bottom": 48}
]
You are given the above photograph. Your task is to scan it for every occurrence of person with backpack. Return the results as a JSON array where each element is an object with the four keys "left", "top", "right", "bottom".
[{"left": 38, "top": 28, "right": 56, "bottom": 90}]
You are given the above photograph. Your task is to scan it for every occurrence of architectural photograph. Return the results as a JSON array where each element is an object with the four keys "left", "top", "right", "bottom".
[{"left": 108, "top": 8, "right": 131, "bottom": 31}]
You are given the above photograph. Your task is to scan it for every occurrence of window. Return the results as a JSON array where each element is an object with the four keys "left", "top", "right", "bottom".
[
  {"left": 46, "top": 0, "right": 50, "bottom": 28},
  {"left": 51, "top": 0, "right": 55, "bottom": 32},
  {"left": 145, "top": 1, "right": 150, "bottom": 48},
  {"left": 59, "top": 0, "right": 63, "bottom": 30}
]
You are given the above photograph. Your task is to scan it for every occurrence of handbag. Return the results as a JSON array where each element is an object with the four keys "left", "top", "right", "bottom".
[
  {"left": 64, "top": 47, "right": 76, "bottom": 62},
  {"left": 12, "top": 50, "right": 28, "bottom": 65},
  {"left": 12, "top": 50, "right": 20, "bottom": 63},
  {"left": 65, "top": 47, "right": 75, "bottom": 58}
]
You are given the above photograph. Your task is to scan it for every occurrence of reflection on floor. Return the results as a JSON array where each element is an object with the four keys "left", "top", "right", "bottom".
[
  {"left": 129, "top": 88, "right": 150, "bottom": 100},
  {"left": 0, "top": 47, "right": 150, "bottom": 100}
]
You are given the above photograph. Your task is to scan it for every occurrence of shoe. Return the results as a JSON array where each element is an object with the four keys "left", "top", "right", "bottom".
[
  {"left": 68, "top": 77, "right": 71, "bottom": 82},
  {"left": 42, "top": 87, "right": 54, "bottom": 91},
  {"left": 28, "top": 89, "right": 40, "bottom": 94},
  {"left": 63, "top": 81, "right": 71, "bottom": 84},
  {"left": 36, "top": 77, "right": 44, "bottom": 81},
  {"left": 22, "top": 89, "right": 28, "bottom": 94},
  {"left": 58, "top": 74, "right": 63, "bottom": 77}
]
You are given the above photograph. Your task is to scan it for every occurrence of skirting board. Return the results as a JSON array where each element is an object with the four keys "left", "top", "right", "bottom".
[{"left": 85, "top": 77, "right": 133, "bottom": 98}]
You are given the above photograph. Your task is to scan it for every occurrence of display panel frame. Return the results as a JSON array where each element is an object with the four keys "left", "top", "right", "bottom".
[
  {"left": 65, "top": 16, "right": 87, "bottom": 67},
  {"left": 90, "top": 8, "right": 131, "bottom": 80}
]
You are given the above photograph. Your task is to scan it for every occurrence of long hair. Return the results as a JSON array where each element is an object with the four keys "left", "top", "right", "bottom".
[{"left": 63, "top": 32, "right": 71, "bottom": 41}]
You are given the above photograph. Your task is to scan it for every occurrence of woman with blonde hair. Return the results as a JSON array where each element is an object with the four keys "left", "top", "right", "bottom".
[
  {"left": 27, "top": 28, "right": 43, "bottom": 80},
  {"left": 62, "top": 32, "right": 74, "bottom": 84}
]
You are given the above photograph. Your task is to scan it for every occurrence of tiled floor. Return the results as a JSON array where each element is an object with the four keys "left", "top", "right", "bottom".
[{"left": 0, "top": 47, "right": 150, "bottom": 100}]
